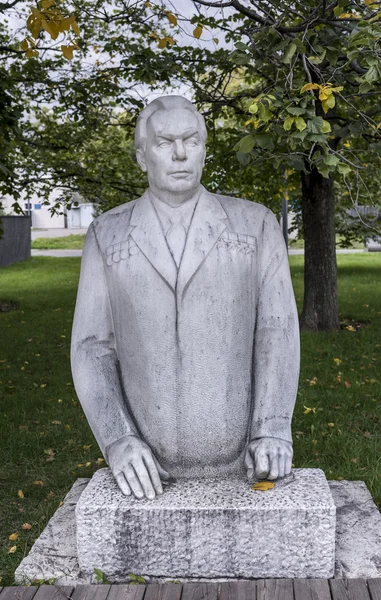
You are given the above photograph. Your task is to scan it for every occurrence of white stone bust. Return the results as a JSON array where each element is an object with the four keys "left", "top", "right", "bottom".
[{"left": 71, "top": 95, "right": 300, "bottom": 500}]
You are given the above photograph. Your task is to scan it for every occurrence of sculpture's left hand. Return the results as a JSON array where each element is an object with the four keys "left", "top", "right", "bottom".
[{"left": 245, "top": 437, "right": 293, "bottom": 481}]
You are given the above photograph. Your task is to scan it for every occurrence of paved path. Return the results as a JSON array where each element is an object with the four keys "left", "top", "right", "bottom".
[
  {"left": 31, "top": 248, "right": 368, "bottom": 258},
  {"left": 31, "top": 249, "right": 83, "bottom": 258},
  {"left": 31, "top": 228, "right": 88, "bottom": 241},
  {"left": 1, "top": 580, "right": 381, "bottom": 599}
]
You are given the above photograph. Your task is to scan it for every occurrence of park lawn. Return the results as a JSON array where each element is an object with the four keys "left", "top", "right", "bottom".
[
  {"left": 0, "top": 254, "right": 380, "bottom": 584},
  {"left": 31, "top": 235, "right": 86, "bottom": 250}
]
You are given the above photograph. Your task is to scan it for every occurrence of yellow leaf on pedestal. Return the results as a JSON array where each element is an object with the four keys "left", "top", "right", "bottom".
[{"left": 251, "top": 481, "right": 275, "bottom": 491}]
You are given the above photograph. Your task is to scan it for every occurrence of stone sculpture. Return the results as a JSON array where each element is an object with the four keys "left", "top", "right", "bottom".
[{"left": 71, "top": 95, "right": 300, "bottom": 501}]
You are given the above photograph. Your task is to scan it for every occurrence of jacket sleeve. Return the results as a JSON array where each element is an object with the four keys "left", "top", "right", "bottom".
[
  {"left": 250, "top": 209, "right": 300, "bottom": 444},
  {"left": 71, "top": 222, "right": 138, "bottom": 459}
]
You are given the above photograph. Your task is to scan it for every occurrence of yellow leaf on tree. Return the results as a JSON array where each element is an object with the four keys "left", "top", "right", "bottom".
[
  {"left": 9, "top": 533, "right": 18, "bottom": 541},
  {"left": 21, "top": 39, "right": 29, "bottom": 51},
  {"left": 71, "top": 19, "right": 80, "bottom": 36},
  {"left": 8, "top": 546, "right": 17, "bottom": 554},
  {"left": 41, "top": 19, "right": 59, "bottom": 40},
  {"left": 166, "top": 11, "right": 177, "bottom": 26},
  {"left": 22, "top": 523, "right": 32, "bottom": 530},
  {"left": 40, "top": 0, "right": 55, "bottom": 9},
  {"left": 300, "top": 83, "right": 319, "bottom": 93},
  {"left": 25, "top": 48, "right": 39, "bottom": 58},
  {"left": 322, "top": 94, "right": 336, "bottom": 113},
  {"left": 18, "top": 490, "right": 24, "bottom": 499},
  {"left": 61, "top": 45, "right": 75, "bottom": 60},
  {"left": 193, "top": 25, "right": 203, "bottom": 39},
  {"left": 252, "top": 481, "right": 275, "bottom": 491}
]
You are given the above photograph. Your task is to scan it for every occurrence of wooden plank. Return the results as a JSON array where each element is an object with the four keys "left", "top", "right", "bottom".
[
  {"left": 0, "top": 588, "right": 38, "bottom": 600},
  {"left": 368, "top": 580, "right": 381, "bottom": 600},
  {"left": 181, "top": 582, "right": 218, "bottom": 600},
  {"left": 219, "top": 581, "right": 256, "bottom": 600},
  {"left": 294, "top": 579, "right": 331, "bottom": 600},
  {"left": 33, "top": 586, "right": 74, "bottom": 599},
  {"left": 330, "top": 579, "right": 371, "bottom": 600},
  {"left": 106, "top": 585, "right": 146, "bottom": 600},
  {"left": 257, "top": 580, "right": 294, "bottom": 600},
  {"left": 71, "top": 585, "right": 110, "bottom": 600},
  {"left": 144, "top": 584, "right": 182, "bottom": 600}
]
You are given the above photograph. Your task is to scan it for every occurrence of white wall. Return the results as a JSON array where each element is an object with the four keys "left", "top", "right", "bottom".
[{"left": 1, "top": 192, "right": 96, "bottom": 229}]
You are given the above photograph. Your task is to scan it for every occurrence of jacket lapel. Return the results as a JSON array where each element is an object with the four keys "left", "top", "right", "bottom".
[
  {"left": 129, "top": 191, "right": 177, "bottom": 293},
  {"left": 177, "top": 187, "right": 228, "bottom": 300}
]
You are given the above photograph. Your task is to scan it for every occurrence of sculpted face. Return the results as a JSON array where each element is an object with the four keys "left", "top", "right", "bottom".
[{"left": 137, "top": 108, "right": 206, "bottom": 204}]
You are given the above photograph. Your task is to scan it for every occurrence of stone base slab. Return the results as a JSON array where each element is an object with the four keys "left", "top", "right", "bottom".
[
  {"left": 15, "top": 470, "right": 381, "bottom": 585},
  {"left": 75, "top": 468, "right": 335, "bottom": 580}
]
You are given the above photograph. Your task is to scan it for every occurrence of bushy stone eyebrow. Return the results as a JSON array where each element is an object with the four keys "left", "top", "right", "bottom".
[{"left": 155, "top": 128, "right": 200, "bottom": 141}]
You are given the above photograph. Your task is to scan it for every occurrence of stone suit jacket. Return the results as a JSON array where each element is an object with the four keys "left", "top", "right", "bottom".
[{"left": 71, "top": 186, "right": 300, "bottom": 479}]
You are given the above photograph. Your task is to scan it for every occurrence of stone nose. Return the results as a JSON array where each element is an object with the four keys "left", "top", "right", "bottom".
[{"left": 172, "top": 139, "right": 187, "bottom": 161}]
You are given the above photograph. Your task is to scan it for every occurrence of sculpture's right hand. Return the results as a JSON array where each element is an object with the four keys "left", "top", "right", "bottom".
[{"left": 107, "top": 435, "right": 170, "bottom": 500}]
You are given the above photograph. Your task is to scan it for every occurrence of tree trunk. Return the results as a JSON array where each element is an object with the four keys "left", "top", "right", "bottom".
[{"left": 300, "top": 167, "right": 340, "bottom": 331}]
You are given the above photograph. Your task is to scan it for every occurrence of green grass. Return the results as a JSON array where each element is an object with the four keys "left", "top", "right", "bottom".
[
  {"left": 31, "top": 235, "right": 86, "bottom": 250},
  {"left": 0, "top": 254, "right": 381, "bottom": 584},
  {"left": 289, "top": 235, "right": 365, "bottom": 250}
]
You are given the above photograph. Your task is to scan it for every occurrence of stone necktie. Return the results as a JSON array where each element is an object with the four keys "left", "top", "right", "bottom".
[{"left": 166, "top": 221, "right": 188, "bottom": 268}]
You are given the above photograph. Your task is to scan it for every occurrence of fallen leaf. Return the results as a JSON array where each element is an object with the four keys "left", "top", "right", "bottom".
[
  {"left": 333, "top": 358, "right": 342, "bottom": 366},
  {"left": 34, "top": 480, "right": 44, "bottom": 486},
  {"left": 252, "top": 481, "right": 275, "bottom": 491},
  {"left": 22, "top": 523, "right": 32, "bottom": 530},
  {"left": 344, "top": 381, "right": 352, "bottom": 389},
  {"left": 9, "top": 533, "right": 18, "bottom": 541},
  {"left": 346, "top": 325, "right": 356, "bottom": 332},
  {"left": 51, "top": 420, "right": 62, "bottom": 425},
  {"left": 18, "top": 425, "right": 28, "bottom": 431},
  {"left": 306, "top": 377, "right": 318, "bottom": 386},
  {"left": 337, "top": 476, "right": 344, "bottom": 481},
  {"left": 18, "top": 490, "right": 24, "bottom": 499},
  {"left": 351, "top": 457, "right": 358, "bottom": 464},
  {"left": 44, "top": 448, "right": 55, "bottom": 456},
  {"left": 8, "top": 546, "right": 17, "bottom": 554},
  {"left": 85, "top": 462, "right": 91, "bottom": 467},
  {"left": 304, "top": 406, "right": 317, "bottom": 415},
  {"left": 364, "top": 431, "right": 371, "bottom": 439},
  {"left": 327, "top": 422, "right": 335, "bottom": 428},
  {"left": 96, "top": 458, "right": 105, "bottom": 465},
  {"left": 83, "top": 444, "right": 92, "bottom": 450}
]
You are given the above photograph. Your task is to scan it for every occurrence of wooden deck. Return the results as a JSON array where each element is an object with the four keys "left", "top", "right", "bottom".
[{"left": 1, "top": 580, "right": 381, "bottom": 600}]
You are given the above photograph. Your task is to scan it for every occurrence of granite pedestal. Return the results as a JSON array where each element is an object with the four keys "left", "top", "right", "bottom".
[{"left": 75, "top": 468, "right": 335, "bottom": 580}]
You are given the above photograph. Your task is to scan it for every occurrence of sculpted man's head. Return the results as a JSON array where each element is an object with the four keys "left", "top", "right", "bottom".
[{"left": 135, "top": 96, "right": 207, "bottom": 205}]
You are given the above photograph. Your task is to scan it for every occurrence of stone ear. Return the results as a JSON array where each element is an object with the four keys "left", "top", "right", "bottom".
[{"left": 136, "top": 149, "right": 147, "bottom": 172}]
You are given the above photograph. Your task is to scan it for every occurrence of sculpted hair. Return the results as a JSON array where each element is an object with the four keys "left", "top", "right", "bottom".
[{"left": 135, "top": 96, "right": 207, "bottom": 151}]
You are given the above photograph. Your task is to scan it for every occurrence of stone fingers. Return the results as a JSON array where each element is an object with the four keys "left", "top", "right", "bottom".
[
  {"left": 115, "top": 472, "right": 132, "bottom": 496},
  {"left": 152, "top": 454, "right": 171, "bottom": 481},
  {"left": 244, "top": 446, "right": 255, "bottom": 480},
  {"left": 285, "top": 452, "right": 293, "bottom": 476},
  {"left": 130, "top": 461, "right": 157, "bottom": 500},
  {"left": 143, "top": 453, "right": 163, "bottom": 495},
  {"left": 254, "top": 448, "right": 270, "bottom": 480},
  {"left": 123, "top": 463, "right": 146, "bottom": 499}
]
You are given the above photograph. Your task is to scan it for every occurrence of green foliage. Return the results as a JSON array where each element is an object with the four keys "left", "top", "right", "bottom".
[{"left": 94, "top": 568, "right": 111, "bottom": 584}]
